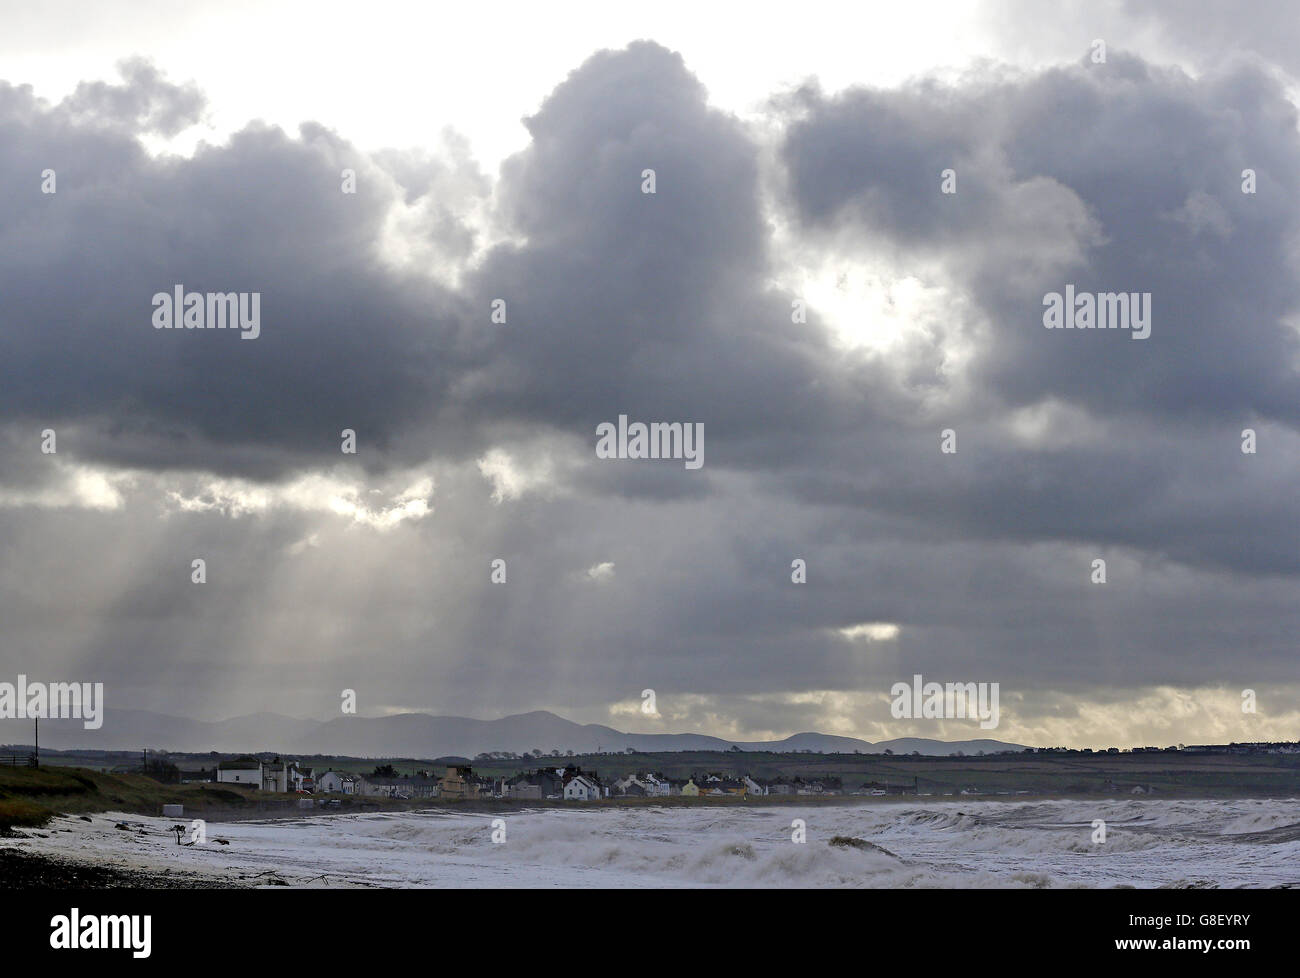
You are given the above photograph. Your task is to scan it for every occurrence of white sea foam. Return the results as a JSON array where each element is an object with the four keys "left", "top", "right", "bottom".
[{"left": 8, "top": 798, "right": 1297, "bottom": 888}]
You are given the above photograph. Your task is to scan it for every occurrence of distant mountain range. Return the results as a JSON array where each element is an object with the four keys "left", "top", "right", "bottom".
[{"left": 0, "top": 708, "right": 1024, "bottom": 758}]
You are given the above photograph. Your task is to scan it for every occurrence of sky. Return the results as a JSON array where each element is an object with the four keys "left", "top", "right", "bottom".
[{"left": 0, "top": 0, "right": 1298, "bottom": 749}]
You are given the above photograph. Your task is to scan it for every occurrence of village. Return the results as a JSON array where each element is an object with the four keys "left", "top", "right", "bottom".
[
  {"left": 202, "top": 757, "right": 919, "bottom": 801},
  {"left": 11, "top": 739, "right": 1294, "bottom": 807}
]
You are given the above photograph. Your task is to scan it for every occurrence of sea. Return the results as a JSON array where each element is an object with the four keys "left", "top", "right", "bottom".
[{"left": 14, "top": 797, "right": 1299, "bottom": 888}]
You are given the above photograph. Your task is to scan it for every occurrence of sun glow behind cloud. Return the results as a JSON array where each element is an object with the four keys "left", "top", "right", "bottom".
[
  {"left": 838, "top": 622, "right": 902, "bottom": 642},
  {"left": 165, "top": 471, "right": 434, "bottom": 529}
]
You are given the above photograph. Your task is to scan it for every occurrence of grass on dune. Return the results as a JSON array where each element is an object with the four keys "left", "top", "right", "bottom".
[{"left": 0, "top": 765, "right": 272, "bottom": 830}]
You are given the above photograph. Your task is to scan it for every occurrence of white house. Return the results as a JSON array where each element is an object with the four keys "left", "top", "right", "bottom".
[
  {"left": 360, "top": 776, "right": 404, "bottom": 798},
  {"left": 259, "top": 759, "right": 302, "bottom": 793},
  {"left": 216, "top": 759, "right": 261, "bottom": 786},
  {"left": 645, "top": 774, "right": 672, "bottom": 797},
  {"left": 615, "top": 772, "right": 671, "bottom": 797},
  {"left": 614, "top": 774, "right": 645, "bottom": 795},
  {"left": 315, "top": 771, "right": 359, "bottom": 795},
  {"left": 742, "top": 776, "right": 766, "bottom": 796},
  {"left": 218, "top": 758, "right": 304, "bottom": 794},
  {"left": 564, "top": 775, "right": 601, "bottom": 801},
  {"left": 288, "top": 763, "right": 314, "bottom": 792},
  {"left": 261, "top": 760, "right": 286, "bottom": 793}
]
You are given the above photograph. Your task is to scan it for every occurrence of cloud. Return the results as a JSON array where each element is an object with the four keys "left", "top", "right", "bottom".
[
  {"left": 0, "top": 460, "right": 130, "bottom": 510},
  {"left": 60, "top": 56, "right": 206, "bottom": 136},
  {"left": 779, "top": 53, "right": 1300, "bottom": 426},
  {"left": 477, "top": 446, "right": 558, "bottom": 503},
  {"left": 838, "top": 623, "right": 901, "bottom": 642},
  {"left": 0, "top": 63, "right": 480, "bottom": 481},
  {"left": 159, "top": 469, "right": 434, "bottom": 529},
  {"left": 1, "top": 36, "right": 1298, "bottom": 748}
]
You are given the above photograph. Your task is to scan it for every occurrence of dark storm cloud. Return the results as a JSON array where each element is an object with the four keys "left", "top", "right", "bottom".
[
  {"left": 772, "top": 51, "right": 1300, "bottom": 582},
  {"left": 459, "top": 43, "right": 868, "bottom": 467},
  {"left": 0, "top": 44, "right": 862, "bottom": 489},
  {"left": 0, "top": 66, "right": 482, "bottom": 481},
  {"left": 780, "top": 53, "right": 1300, "bottom": 424}
]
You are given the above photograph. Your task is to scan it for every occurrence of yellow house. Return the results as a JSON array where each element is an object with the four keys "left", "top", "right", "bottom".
[
  {"left": 680, "top": 777, "right": 700, "bottom": 796},
  {"left": 439, "top": 765, "right": 477, "bottom": 800}
]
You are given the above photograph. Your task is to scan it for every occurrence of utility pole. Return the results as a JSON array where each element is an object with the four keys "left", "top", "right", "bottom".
[{"left": 33, "top": 716, "right": 38, "bottom": 768}]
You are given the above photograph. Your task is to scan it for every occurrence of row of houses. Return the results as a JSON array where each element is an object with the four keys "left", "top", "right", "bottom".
[
  {"left": 212, "top": 757, "right": 315, "bottom": 793},
  {"left": 204, "top": 760, "right": 470, "bottom": 799},
  {"left": 1177, "top": 742, "right": 1300, "bottom": 755},
  {"left": 500, "top": 768, "right": 917, "bottom": 799},
  {"left": 203, "top": 759, "right": 918, "bottom": 801},
  {"left": 309, "top": 765, "right": 499, "bottom": 800},
  {"left": 505, "top": 768, "right": 794, "bottom": 800},
  {"left": 1030, "top": 742, "right": 1300, "bottom": 755},
  {"left": 508, "top": 769, "right": 917, "bottom": 798}
]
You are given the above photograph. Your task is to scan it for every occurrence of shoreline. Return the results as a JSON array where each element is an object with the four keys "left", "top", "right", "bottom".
[
  {"left": 0, "top": 844, "right": 248, "bottom": 889},
  {"left": 147, "top": 789, "right": 1300, "bottom": 824},
  {"left": 4, "top": 796, "right": 1297, "bottom": 890}
]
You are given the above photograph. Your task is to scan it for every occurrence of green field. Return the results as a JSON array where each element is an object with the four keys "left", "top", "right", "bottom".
[{"left": 464, "top": 748, "right": 1300, "bottom": 798}]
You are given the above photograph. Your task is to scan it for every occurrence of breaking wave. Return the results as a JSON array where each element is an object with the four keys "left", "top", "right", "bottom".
[{"left": 22, "top": 796, "right": 1300, "bottom": 888}]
